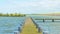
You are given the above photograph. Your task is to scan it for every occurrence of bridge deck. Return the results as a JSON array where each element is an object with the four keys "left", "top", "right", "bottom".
[{"left": 20, "top": 17, "right": 42, "bottom": 34}]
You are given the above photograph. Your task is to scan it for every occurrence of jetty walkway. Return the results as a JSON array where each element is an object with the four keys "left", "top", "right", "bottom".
[{"left": 20, "top": 17, "right": 42, "bottom": 34}]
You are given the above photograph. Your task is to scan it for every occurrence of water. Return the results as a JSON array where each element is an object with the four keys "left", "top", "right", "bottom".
[
  {"left": 0, "top": 15, "right": 60, "bottom": 34},
  {"left": 31, "top": 15, "right": 60, "bottom": 34},
  {"left": 0, "top": 17, "right": 25, "bottom": 34}
]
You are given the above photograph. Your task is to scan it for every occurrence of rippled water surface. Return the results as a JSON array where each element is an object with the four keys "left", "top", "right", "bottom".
[
  {"left": 0, "top": 15, "right": 60, "bottom": 34},
  {"left": 31, "top": 15, "right": 60, "bottom": 34},
  {"left": 0, "top": 17, "right": 25, "bottom": 34}
]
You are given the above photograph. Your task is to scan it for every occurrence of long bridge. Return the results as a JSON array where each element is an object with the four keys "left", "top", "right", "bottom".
[{"left": 35, "top": 18, "right": 60, "bottom": 22}]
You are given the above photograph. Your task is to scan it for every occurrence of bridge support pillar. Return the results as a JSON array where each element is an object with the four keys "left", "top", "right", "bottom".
[
  {"left": 52, "top": 19, "right": 54, "bottom": 22},
  {"left": 43, "top": 19, "right": 45, "bottom": 22}
]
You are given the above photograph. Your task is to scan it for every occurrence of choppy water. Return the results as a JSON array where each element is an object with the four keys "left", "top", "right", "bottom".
[
  {"left": 0, "top": 17, "right": 25, "bottom": 34},
  {"left": 31, "top": 15, "right": 60, "bottom": 34}
]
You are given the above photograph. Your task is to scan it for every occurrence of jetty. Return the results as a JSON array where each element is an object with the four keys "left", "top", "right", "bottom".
[{"left": 20, "top": 17, "right": 42, "bottom": 34}]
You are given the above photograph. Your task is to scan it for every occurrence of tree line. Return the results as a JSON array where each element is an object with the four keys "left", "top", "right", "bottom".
[{"left": 0, "top": 13, "right": 26, "bottom": 17}]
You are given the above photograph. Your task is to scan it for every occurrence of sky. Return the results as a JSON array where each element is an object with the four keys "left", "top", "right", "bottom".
[{"left": 0, "top": 0, "right": 60, "bottom": 14}]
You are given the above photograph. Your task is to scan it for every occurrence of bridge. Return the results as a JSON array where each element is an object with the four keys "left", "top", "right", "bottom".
[{"left": 35, "top": 18, "right": 60, "bottom": 22}]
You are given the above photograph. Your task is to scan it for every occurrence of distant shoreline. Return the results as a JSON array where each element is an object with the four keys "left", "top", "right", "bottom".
[
  {"left": 0, "top": 13, "right": 60, "bottom": 17},
  {"left": 0, "top": 13, "right": 26, "bottom": 17},
  {"left": 26, "top": 14, "right": 60, "bottom": 16}
]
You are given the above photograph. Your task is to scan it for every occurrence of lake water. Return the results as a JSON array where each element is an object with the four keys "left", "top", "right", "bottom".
[
  {"left": 0, "top": 17, "right": 26, "bottom": 34},
  {"left": 0, "top": 15, "right": 60, "bottom": 34},
  {"left": 31, "top": 15, "right": 60, "bottom": 34}
]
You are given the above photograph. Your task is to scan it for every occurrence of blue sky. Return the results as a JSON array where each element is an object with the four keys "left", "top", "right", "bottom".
[{"left": 0, "top": 0, "right": 60, "bottom": 14}]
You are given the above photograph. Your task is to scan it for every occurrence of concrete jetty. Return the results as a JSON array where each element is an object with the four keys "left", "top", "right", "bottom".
[{"left": 20, "top": 17, "right": 42, "bottom": 34}]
